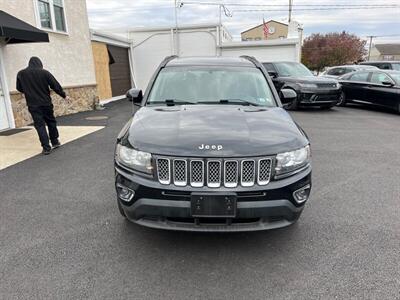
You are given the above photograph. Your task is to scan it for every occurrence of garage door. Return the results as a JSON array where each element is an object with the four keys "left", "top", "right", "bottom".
[{"left": 107, "top": 45, "right": 132, "bottom": 97}]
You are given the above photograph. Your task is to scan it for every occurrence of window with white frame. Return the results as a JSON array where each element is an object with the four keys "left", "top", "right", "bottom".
[{"left": 37, "top": 0, "right": 67, "bottom": 32}]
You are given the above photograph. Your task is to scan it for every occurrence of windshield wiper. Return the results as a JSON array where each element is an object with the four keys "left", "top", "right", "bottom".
[
  {"left": 219, "top": 99, "right": 260, "bottom": 106},
  {"left": 150, "top": 99, "right": 198, "bottom": 106}
]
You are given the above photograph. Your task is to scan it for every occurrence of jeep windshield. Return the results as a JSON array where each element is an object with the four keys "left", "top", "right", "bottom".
[
  {"left": 274, "top": 62, "right": 314, "bottom": 77},
  {"left": 147, "top": 66, "right": 276, "bottom": 107}
]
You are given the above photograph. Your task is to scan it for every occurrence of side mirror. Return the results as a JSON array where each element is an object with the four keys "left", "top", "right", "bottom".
[
  {"left": 381, "top": 81, "right": 394, "bottom": 87},
  {"left": 268, "top": 71, "right": 278, "bottom": 78},
  {"left": 280, "top": 88, "right": 297, "bottom": 105},
  {"left": 126, "top": 88, "right": 143, "bottom": 104}
]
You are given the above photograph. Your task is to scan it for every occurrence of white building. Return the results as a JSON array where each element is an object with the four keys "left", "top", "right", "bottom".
[{"left": 125, "top": 23, "right": 302, "bottom": 91}]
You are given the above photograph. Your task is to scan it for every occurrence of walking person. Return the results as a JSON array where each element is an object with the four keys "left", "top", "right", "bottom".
[{"left": 16, "top": 57, "right": 70, "bottom": 155}]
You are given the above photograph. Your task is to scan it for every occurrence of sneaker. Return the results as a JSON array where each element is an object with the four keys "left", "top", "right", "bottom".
[
  {"left": 52, "top": 141, "right": 61, "bottom": 149},
  {"left": 42, "top": 148, "right": 51, "bottom": 155}
]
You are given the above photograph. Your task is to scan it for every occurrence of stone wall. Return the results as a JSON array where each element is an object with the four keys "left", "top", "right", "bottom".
[{"left": 10, "top": 85, "right": 98, "bottom": 127}]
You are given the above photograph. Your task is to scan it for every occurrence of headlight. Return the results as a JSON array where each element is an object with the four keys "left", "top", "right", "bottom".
[
  {"left": 116, "top": 144, "right": 153, "bottom": 174},
  {"left": 275, "top": 145, "right": 311, "bottom": 177},
  {"left": 298, "top": 83, "right": 317, "bottom": 89}
]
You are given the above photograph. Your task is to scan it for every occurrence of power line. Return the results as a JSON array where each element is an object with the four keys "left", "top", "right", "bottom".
[
  {"left": 181, "top": 2, "right": 398, "bottom": 7},
  {"left": 232, "top": 7, "right": 399, "bottom": 13},
  {"left": 88, "top": 5, "right": 399, "bottom": 14},
  {"left": 88, "top": 2, "right": 399, "bottom": 13}
]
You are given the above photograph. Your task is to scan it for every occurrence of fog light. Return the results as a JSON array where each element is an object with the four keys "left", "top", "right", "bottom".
[
  {"left": 117, "top": 184, "right": 135, "bottom": 202},
  {"left": 293, "top": 184, "right": 311, "bottom": 204}
]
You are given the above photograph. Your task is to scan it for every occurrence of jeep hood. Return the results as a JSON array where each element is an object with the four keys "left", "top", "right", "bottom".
[{"left": 127, "top": 105, "right": 308, "bottom": 157}]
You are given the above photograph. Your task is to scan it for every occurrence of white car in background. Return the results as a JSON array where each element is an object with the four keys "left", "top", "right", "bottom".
[{"left": 320, "top": 65, "right": 378, "bottom": 79}]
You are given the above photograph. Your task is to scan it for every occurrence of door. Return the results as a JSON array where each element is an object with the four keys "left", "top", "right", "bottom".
[
  {"left": 107, "top": 45, "right": 132, "bottom": 97},
  {"left": 342, "top": 71, "right": 371, "bottom": 101},
  {"left": 366, "top": 71, "right": 399, "bottom": 109},
  {"left": 0, "top": 72, "right": 10, "bottom": 131}
]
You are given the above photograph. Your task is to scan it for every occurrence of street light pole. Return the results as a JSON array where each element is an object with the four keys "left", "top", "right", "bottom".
[
  {"left": 289, "top": 0, "right": 293, "bottom": 22},
  {"left": 174, "top": 0, "right": 179, "bottom": 55},
  {"left": 218, "top": 4, "right": 222, "bottom": 52}
]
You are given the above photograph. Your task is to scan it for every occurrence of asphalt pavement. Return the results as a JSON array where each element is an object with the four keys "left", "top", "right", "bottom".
[{"left": 1, "top": 101, "right": 399, "bottom": 299}]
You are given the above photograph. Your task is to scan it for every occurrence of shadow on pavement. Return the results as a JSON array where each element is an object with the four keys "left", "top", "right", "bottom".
[{"left": 120, "top": 218, "right": 302, "bottom": 250}]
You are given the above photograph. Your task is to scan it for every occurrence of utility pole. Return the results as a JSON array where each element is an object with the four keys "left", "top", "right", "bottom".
[
  {"left": 174, "top": 0, "right": 179, "bottom": 55},
  {"left": 367, "top": 35, "right": 375, "bottom": 61},
  {"left": 217, "top": 5, "right": 232, "bottom": 55},
  {"left": 288, "top": 0, "right": 293, "bottom": 22}
]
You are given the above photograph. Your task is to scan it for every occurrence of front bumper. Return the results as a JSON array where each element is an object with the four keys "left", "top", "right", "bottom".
[
  {"left": 115, "top": 164, "right": 311, "bottom": 232},
  {"left": 298, "top": 88, "right": 341, "bottom": 106}
]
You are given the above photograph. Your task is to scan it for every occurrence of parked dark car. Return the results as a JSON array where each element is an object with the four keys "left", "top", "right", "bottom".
[
  {"left": 262, "top": 61, "right": 341, "bottom": 110},
  {"left": 338, "top": 69, "right": 400, "bottom": 112},
  {"left": 359, "top": 61, "right": 400, "bottom": 71},
  {"left": 115, "top": 56, "right": 312, "bottom": 232},
  {"left": 320, "top": 65, "right": 378, "bottom": 79}
]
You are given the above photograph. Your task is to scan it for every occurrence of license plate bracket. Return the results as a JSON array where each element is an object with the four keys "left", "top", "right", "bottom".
[{"left": 191, "top": 193, "right": 237, "bottom": 217}]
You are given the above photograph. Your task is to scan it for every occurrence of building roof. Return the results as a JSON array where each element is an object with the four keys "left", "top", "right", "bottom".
[
  {"left": 90, "top": 30, "right": 131, "bottom": 48},
  {"left": 128, "top": 23, "right": 223, "bottom": 33},
  {"left": 241, "top": 20, "right": 288, "bottom": 34},
  {"left": 220, "top": 38, "right": 299, "bottom": 48},
  {"left": 374, "top": 44, "right": 400, "bottom": 55},
  {"left": 166, "top": 56, "right": 255, "bottom": 68}
]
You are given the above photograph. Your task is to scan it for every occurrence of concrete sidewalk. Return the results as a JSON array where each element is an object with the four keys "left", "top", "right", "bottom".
[
  {"left": 0, "top": 100, "right": 131, "bottom": 170},
  {"left": 0, "top": 126, "right": 104, "bottom": 170}
]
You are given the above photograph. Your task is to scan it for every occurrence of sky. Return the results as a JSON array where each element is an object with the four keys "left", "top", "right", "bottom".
[{"left": 86, "top": 0, "right": 400, "bottom": 43}]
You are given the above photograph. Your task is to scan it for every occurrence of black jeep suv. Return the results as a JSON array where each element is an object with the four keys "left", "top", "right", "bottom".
[
  {"left": 115, "top": 56, "right": 312, "bottom": 232},
  {"left": 263, "top": 61, "right": 341, "bottom": 110}
]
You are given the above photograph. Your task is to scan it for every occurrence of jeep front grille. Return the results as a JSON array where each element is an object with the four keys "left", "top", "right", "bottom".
[
  {"left": 207, "top": 160, "right": 222, "bottom": 188},
  {"left": 190, "top": 160, "right": 204, "bottom": 187},
  {"left": 224, "top": 161, "right": 238, "bottom": 188},
  {"left": 156, "top": 157, "right": 272, "bottom": 188},
  {"left": 241, "top": 160, "right": 256, "bottom": 187},
  {"left": 258, "top": 159, "right": 272, "bottom": 185},
  {"left": 156, "top": 158, "right": 170, "bottom": 184},
  {"left": 173, "top": 159, "right": 187, "bottom": 186}
]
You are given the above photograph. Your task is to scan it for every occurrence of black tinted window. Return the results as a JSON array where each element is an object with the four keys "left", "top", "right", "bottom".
[
  {"left": 392, "top": 63, "right": 400, "bottom": 71},
  {"left": 377, "top": 63, "right": 391, "bottom": 70},
  {"left": 327, "top": 68, "right": 348, "bottom": 76},
  {"left": 262, "top": 63, "right": 275, "bottom": 72},
  {"left": 273, "top": 62, "right": 313, "bottom": 77},
  {"left": 327, "top": 68, "right": 339, "bottom": 75},
  {"left": 370, "top": 72, "right": 393, "bottom": 84},
  {"left": 349, "top": 72, "right": 370, "bottom": 82}
]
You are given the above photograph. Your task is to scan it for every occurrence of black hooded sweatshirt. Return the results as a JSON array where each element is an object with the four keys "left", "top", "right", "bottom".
[{"left": 16, "top": 57, "right": 66, "bottom": 107}]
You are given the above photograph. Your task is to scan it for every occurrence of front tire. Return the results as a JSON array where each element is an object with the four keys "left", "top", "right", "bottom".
[{"left": 337, "top": 91, "right": 347, "bottom": 106}]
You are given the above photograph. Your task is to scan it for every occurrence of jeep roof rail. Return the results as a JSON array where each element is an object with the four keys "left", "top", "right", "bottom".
[
  {"left": 160, "top": 55, "right": 179, "bottom": 67},
  {"left": 240, "top": 55, "right": 263, "bottom": 69}
]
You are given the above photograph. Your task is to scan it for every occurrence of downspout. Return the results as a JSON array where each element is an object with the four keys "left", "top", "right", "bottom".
[
  {"left": 170, "top": 28, "right": 175, "bottom": 55},
  {"left": 216, "top": 25, "right": 221, "bottom": 56},
  {"left": 128, "top": 43, "right": 137, "bottom": 88},
  {"left": 0, "top": 44, "right": 16, "bottom": 129}
]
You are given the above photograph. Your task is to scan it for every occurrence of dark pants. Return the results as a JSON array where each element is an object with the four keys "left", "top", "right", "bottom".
[{"left": 28, "top": 105, "right": 59, "bottom": 150}]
